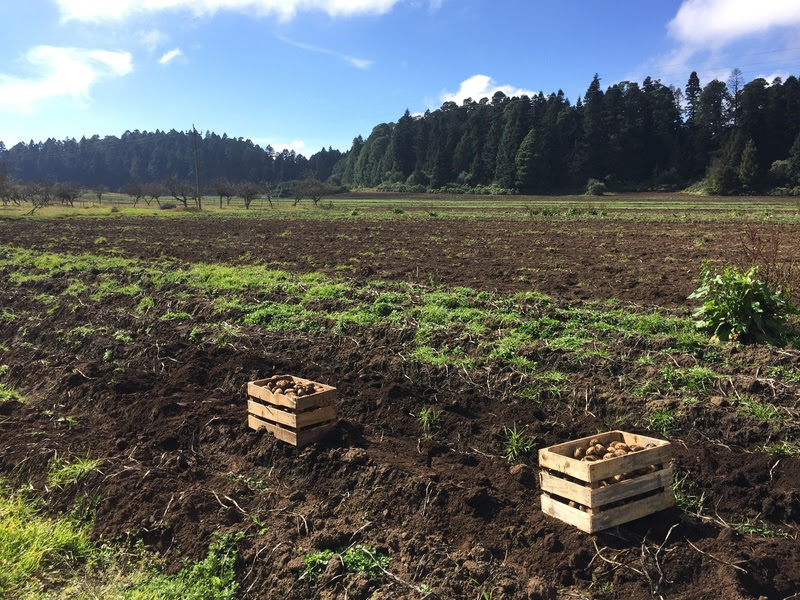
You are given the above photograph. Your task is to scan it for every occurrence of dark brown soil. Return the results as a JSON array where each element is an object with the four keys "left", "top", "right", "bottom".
[{"left": 0, "top": 210, "right": 799, "bottom": 600}]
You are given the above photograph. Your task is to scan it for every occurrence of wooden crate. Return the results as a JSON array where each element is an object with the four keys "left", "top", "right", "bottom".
[
  {"left": 539, "top": 430, "right": 673, "bottom": 533},
  {"left": 247, "top": 375, "right": 337, "bottom": 447}
]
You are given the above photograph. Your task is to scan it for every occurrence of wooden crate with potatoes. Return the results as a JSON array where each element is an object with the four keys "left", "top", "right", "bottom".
[
  {"left": 538, "top": 430, "right": 673, "bottom": 533},
  {"left": 247, "top": 375, "right": 337, "bottom": 447}
]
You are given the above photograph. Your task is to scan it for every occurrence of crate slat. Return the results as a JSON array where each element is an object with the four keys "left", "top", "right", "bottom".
[
  {"left": 538, "top": 430, "right": 670, "bottom": 483},
  {"left": 541, "top": 489, "right": 675, "bottom": 533},
  {"left": 248, "top": 414, "right": 299, "bottom": 445},
  {"left": 540, "top": 464, "right": 674, "bottom": 508},
  {"left": 248, "top": 377, "right": 336, "bottom": 412},
  {"left": 295, "top": 404, "right": 337, "bottom": 428}
]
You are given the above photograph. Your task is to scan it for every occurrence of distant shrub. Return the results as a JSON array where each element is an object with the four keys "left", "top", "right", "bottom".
[
  {"left": 688, "top": 265, "right": 797, "bottom": 345},
  {"left": 585, "top": 178, "right": 606, "bottom": 196},
  {"left": 160, "top": 202, "right": 176, "bottom": 210}
]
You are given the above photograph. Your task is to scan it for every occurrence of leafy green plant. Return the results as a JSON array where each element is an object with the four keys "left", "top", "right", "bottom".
[
  {"left": 301, "top": 549, "right": 335, "bottom": 582},
  {"left": 341, "top": 545, "right": 389, "bottom": 578},
  {"left": 688, "top": 265, "right": 797, "bottom": 344},
  {"left": 730, "top": 520, "right": 790, "bottom": 538},
  {"left": 501, "top": 423, "right": 535, "bottom": 463},
  {"left": 301, "top": 545, "right": 389, "bottom": 583},
  {"left": 112, "top": 330, "right": 134, "bottom": 344}
]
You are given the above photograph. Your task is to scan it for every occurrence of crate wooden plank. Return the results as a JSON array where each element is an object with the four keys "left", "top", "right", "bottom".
[
  {"left": 295, "top": 404, "right": 337, "bottom": 429},
  {"left": 247, "top": 399, "right": 298, "bottom": 428},
  {"left": 589, "top": 489, "right": 675, "bottom": 532},
  {"left": 248, "top": 414, "right": 298, "bottom": 445},
  {"left": 589, "top": 465, "right": 674, "bottom": 507},
  {"left": 541, "top": 493, "right": 593, "bottom": 532},
  {"left": 248, "top": 412, "right": 337, "bottom": 447},
  {"left": 295, "top": 421, "right": 337, "bottom": 446},
  {"left": 541, "top": 489, "right": 675, "bottom": 533},
  {"left": 539, "top": 430, "right": 670, "bottom": 483},
  {"left": 248, "top": 378, "right": 336, "bottom": 411},
  {"left": 540, "top": 464, "right": 674, "bottom": 509}
]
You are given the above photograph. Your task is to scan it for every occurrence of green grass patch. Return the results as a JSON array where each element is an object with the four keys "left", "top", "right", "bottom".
[
  {"left": 0, "top": 482, "right": 244, "bottom": 599},
  {"left": 738, "top": 396, "right": 781, "bottom": 421},
  {"left": 0, "top": 383, "right": 24, "bottom": 403},
  {"left": 47, "top": 454, "right": 103, "bottom": 489}
]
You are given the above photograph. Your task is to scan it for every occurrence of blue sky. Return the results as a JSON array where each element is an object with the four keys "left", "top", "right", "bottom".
[{"left": 1, "top": 0, "right": 800, "bottom": 155}]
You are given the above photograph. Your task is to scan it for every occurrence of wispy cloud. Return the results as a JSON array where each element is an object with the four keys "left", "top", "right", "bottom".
[
  {"left": 668, "top": 0, "right": 800, "bottom": 50},
  {"left": 278, "top": 36, "right": 373, "bottom": 69},
  {"left": 138, "top": 29, "right": 169, "bottom": 53},
  {"left": 638, "top": 0, "right": 800, "bottom": 87},
  {"left": 158, "top": 48, "right": 183, "bottom": 66},
  {"left": 440, "top": 74, "right": 538, "bottom": 105},
  {"left": 56, "top": 0, "right": 401, "bottom": 22},
  {"left": 0, "top": 46, "right": 132, "bottom": 112}
]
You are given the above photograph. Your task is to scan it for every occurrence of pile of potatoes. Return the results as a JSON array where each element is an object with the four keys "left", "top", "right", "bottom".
[
  {"left": 564, "top": 438, "right": 661, "bottom": 512},
  {"left": 572, "top": 437, "right": 656, "bottom": 462},
  {"left": 263, "top": 375, "right": 324, "bottom": 398}
]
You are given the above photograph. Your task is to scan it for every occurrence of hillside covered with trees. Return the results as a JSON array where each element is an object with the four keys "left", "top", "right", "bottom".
[{"left": 2, "top": 71, "right": 800, "bottom": 196}]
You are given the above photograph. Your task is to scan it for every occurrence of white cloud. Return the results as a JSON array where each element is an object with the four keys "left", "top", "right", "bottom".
[
  {"left": 139, "top": 29, "right": 169, "bottom": 53},
  {"left": 440, "top": 74, "right": 538, "bottom": 105},
  {"left": 668, "top": 0, "right": 800, "bottom": 50},
  {"left": 56, "top": 0, "right": 401, "bottom": 22},
  {"left": 260, "top": 139, "right": 305, "bottom": 154},
  {"left": 158, "top": 48, "right": 183, "bottom": 65},
  {"left": 277, "top": 36, "right": 373, "bottom": 69},
  {"left": 0, "top": 46, "right": 133, "bottom": 112}
]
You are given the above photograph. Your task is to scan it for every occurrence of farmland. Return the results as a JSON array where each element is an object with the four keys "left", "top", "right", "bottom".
[{"left": 0, "top": 193, "right": 799, "bottom": 599}]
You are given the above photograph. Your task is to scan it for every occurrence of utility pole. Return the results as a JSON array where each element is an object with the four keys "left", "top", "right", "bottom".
[{"left": 192, "top": 124, "right": 201, "bottom": 209}]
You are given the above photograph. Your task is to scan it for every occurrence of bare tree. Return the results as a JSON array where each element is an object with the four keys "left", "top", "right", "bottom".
[
  {"left": 26, "top": 180, "right": 54, "bottom": 214},
  {"left": 263, "top": 181, "right": 274, "bottom": 209},
  {"left": 163, "top": 175, "right": 192, "bottom": 208},
  {"left": 0, "top": 171, "right": 14, "bottom": 207},
  {"left": 94, "top": 185, "right": 108, "bottom": 204},
  {"left": 144, "top": 181, "right": 165, "bottom": 208},
  {"left": 211, "top": 178, "right": 235, "bottom": 209},
  {"left": 122, "top": 181, "right": 146, "bottom": 206},
  {"left": 54, "top": 181, "right": 82, "bottom": 207},
  {"left": 236, "top": 181, "right": 262, "bottom": 209},
  {"left": 293, "top": 175, "right": 334, "bottom": 206}
]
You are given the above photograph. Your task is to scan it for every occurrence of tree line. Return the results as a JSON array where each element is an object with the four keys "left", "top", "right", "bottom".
[
  {"left": 2, "top": 71, "right": 800, "bottom": 196},
  {"left": 0, "top": 129, "right": 342, "bottom": 192},
  {"left": 337, "top": 71, "right": 800, "bottom": 195}
]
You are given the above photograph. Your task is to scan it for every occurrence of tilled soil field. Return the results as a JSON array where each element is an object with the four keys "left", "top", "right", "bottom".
[{"left": 0, "top": 211, "right": 799, "bottom": 599}]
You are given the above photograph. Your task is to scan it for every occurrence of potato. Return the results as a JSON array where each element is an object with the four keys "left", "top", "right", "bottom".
[
  {"left": 629, "top": 444, "right": 644, "bottom": 452},
  {"left": 602, "top": 452, "right": 615, "bottom": 460},
  {"left": 589, "top": 438, "right": 600, "bottom": 447},
  {"left": 583, "top": 455, "right": 598, "bottom": 462},
  {"left": 573, "top": 447, "right": 585, "bottom": 459},
  {"left": 585, "top": 446, "right": 597, "bottom": 457},
  {"left": 594, "top": 444, "right": 607, "bottom": 455}
]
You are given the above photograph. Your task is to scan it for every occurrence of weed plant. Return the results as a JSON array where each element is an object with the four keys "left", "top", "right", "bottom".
[
  {"left": 501, "top": 424, "right": 535, "bottom": 463},
  {"left": 689, "top": 265, "right": 797, "bottom": 345}
]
